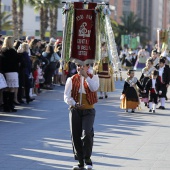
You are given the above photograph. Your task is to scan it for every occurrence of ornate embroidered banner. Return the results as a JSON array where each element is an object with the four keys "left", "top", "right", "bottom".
[{"left": 70, "top": 2, "right": 97, "bottom": 65}]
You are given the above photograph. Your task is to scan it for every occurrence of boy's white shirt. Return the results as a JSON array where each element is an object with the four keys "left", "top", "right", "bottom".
[{"left": 64, "top": 75, "right": 99, "bottom": 106}]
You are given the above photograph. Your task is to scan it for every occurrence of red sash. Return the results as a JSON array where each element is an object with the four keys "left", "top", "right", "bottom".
[
  {"left": 158, "top": 76, "right": 162, "bottom": 83},
  {"left": 150, "top": 88, "right": 156, "bottom": 94}
]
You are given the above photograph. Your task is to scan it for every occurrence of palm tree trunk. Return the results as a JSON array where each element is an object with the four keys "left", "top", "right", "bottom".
[
  {"left": 40, "top": 7, "right": 45, "bottom": 40},
  {"left": 49, "top": 8, "right": 53, "bottom": 37},
  {"left": 40, "top": 7, "right": 48, "bottom": 40},
  {"left": 44, "top": 7, "right": 49, "bottom": 35},
  {"left": 0, "top": 0, "right": 2, "bottom": 32},
  {"left": 18, "top": 0, "right": 24, "bottom": 38},
  {"left": 53, "top": 8, "right": 58, "bottom": 38},
  {"left": 12, "top": 0, "right": 18, "bottom": 38}
]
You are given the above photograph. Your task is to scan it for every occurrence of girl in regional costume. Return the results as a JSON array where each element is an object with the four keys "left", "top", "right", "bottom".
[
  {"left": 139, "top": 59, "right": 156, "bottom": 106},
  {"left": 94, "top": 42, "right": 115, "bottom": 99},
  {"left": 120, "top": 70, "right": 144, "bottom": 113}
]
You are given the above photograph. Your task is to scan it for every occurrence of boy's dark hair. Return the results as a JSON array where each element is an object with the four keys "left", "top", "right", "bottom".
[
  {"left": 127, "top": 69, "right": 134, "bottom": 75},
  {"left": 147, "top": 59, "right": 153, "bottom": 65},
  {"left": 152, "top": 49, "right": 158, "bottom": 54},
  {"left": 162, "top": 57, "right": 167, "bottom": 61},
  {"left": 152, "top": 70, "right": 158, "bottom": 76},
  {"left": 159, "top": 58, "right": 165, "bottom": 64}
]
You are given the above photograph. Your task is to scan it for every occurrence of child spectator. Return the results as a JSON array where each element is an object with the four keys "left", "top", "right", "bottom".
[{"left": 33, "top": 62, "right": 40, "bottom": 95}]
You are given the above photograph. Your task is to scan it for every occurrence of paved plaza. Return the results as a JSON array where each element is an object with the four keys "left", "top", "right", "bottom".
[{"left": 0, "top": 71, "right": 170, "bottom": 170}]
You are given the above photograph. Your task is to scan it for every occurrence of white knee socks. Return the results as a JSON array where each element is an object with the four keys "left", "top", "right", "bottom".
[
  {"left": 160, "top": 98, "right": 165, "bottom": 107},
  {"left": 149, "top": 102, "right": 152, "bottom": 109},
  {"left": 149, "top": 102, "right": 156, "bottom": 110}
]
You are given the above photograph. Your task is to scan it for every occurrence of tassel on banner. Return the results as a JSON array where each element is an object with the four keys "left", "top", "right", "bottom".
[
  {"left": 98, "top": 61, "right": 103, "bottom": 73},
  {"left": 64, "top": 62, "right": 69, "bottom": 74},
  {"left": 120, "top": 71, "right": 122, "bottom": 81},
  {"left": 115, "top": 73, "right": 118, "bottom": 81},
  {"left": 138, "top": 105, "right": 142, "bottom": 111}
]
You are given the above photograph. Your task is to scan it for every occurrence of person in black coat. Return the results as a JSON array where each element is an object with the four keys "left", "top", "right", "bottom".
[
  {"left": 17, "top": 42, "right": 35, "bottom": 104},
  {"left": 155, "top": 58, "right": 170, "bottom": 109},
  {"left": 145, "top": 70, "right": 162, "bottom": 113},
  {"left": 1, "top": 36, "right": 20, "bottom": 112}
]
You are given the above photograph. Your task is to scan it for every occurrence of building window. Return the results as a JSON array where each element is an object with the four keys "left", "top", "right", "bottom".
[
  {"left": 35, "top": 16, "right": 40, "bottom": 22},
  {"left": 4, "top": 5, "right": 11, "bottom": 12},
  {"left": 123, "top": 0, "right": 130, "bottom": 6}
]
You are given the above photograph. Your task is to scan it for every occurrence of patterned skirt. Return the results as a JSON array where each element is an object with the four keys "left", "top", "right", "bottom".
[
  {"left": 98, "top": 76, "right": 115, "bottom": 92},
  {"left": 0, "top": 73, "right": 7, "bottom": 89},
  {"left": 5, "top": 72, "right": 19, "bottom": 88}
]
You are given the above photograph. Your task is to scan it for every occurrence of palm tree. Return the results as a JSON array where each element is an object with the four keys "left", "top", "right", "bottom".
[
  {"left": 0, "top": 0, "right": 2, "bottom": 32},
  {"left": 18, "top": 0, "right": 26, "bottom": 38},
  {"left": 120, "top": 12, "right": 147, "bottom": 34},
  {"left": 1, "top": 12, "right": 12, "bottom": 30},
  {"left": 111, "top": 12, "right": 148, "bottom": 46},
  {"left": 12, "top": 0, "right": 18, "bottom": 38},
  {"left": 28, "top": 0, "right": 49, "bottom": 40},
  {"left": 28, "top": 0, "right": 60, "bottom": 39},
  {"left": 48, "top": 0, "right": 60, "bottom": 38}
]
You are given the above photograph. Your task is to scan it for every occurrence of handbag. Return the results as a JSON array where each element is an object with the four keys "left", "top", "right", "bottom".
[{"left": 0, "top": 73, "right": 7, "bottom": 89}]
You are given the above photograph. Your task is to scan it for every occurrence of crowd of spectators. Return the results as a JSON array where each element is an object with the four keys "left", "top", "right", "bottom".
[{"left": 0, "top": 35, "right": 76, "bottom": 112}]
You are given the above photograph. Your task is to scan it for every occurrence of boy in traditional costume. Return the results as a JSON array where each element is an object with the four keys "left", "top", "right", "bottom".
[
  {"left": 120, "top": 70, "right": 144, "bottom": 113},
  {"left": 144, "top": 70, "right": 162, "bottom": 113},
  {"left": 94, "top": 42, "right": 115, "bottom": 99},
  {"left": 64, "top": 64, "right": 99, "bottom": 170},
  {"left": 155, "top": 58, "right": 170, "bottom": 109}
]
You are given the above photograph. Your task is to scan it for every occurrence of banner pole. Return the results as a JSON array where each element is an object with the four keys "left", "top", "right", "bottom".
[
  {"left": 80, "top": 75, "right": 82, "bottom": 105},
  {"left": 62, "top": 1, "right": 109, "bottom": 5}
]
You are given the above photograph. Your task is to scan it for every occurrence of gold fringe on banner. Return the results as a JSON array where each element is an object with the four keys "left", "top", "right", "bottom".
[
  {"left": 138, "top": 105, "right": 142, "bottom": 111},
  {"left": 64, "top": 62, "right": 69, "bottom": 72},
  {"left": 120, "top": 72, "right": 123, "bottom": 81},
  {"left": 115, "top": 74, "right": 118, "bottom": 81},
  {"left": 98, "top": 61, "right": 103, "bottom": 73}
]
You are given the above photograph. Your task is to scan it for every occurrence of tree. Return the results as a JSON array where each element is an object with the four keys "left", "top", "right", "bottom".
[
  {"left": 0, "top": 0, "right": 2, "bottom": 32},
  {"left": 11, "top": 0, "right": 26, "bottom": 38},
  {"left": 18, "top": 0, "right": 26, "bottom": 38},
  {"left": 48, "top": 0, "right": 60, "bottom": 38},
  {"left": 12, "top": 0, "right": 18, "bottom": 38},
  {"left": 28, "top": 0, "right": 49, "bottom": 40},
  {"left": 28, "top": 0, "right": 59, "bottom": 40},
  {"left": 120, "top": 12, "right": 147, "bottom": 34},
  {"left": 111, "top": 12, "right": 148, "bottom": 46},
  {"left": 1, "top": 12, "right": 12, "bottom": 30}
]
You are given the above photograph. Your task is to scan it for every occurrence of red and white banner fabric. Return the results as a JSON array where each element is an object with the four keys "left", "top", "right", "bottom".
[{"left": 70, "top": 2, "right": 97, "bottom": 65}]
